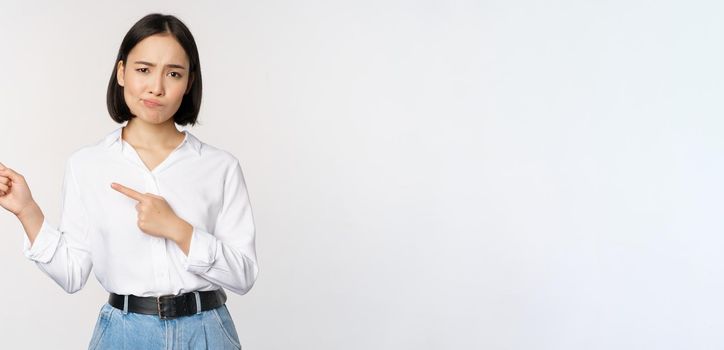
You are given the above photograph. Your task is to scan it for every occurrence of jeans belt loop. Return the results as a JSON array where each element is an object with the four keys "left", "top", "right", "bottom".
[
  {"left": 156, "top": 296, "right": 162, "bottom": 319},
  {"left": 193, "top": 291, "right": 202, "bottom": 314},
  {"left": 122, "top": 295, "right": 129, "bottom": 315}
]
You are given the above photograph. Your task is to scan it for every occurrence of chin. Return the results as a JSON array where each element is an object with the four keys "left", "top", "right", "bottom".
[{"left": 130, "top": 116, "right": 169, "bottom": 125}]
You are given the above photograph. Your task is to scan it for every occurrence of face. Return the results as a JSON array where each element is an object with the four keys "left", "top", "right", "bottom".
[{"left": 116, "top": 33, "right": 193, "bottom": 125}]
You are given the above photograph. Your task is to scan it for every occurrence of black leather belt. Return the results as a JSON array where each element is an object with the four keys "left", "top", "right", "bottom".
[{"left": 108, "top": 289, "right": 227, "bottom": 320}]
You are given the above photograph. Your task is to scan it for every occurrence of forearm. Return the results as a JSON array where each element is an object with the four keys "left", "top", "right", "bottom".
[
  {"left": 170, "top": 218, "right": 194, "bottom": 255},
  {"left": 197, "top": 243, "right": 258, "bottom": 295},
  {"left": 17, "top": 201, "right": 44, "bottom": 246},
  {"left": 180, "top": 226, "right": 258, "bottom": 295},
  {"left": 20, "top": 200, "right": 93, "bottom": 294}
]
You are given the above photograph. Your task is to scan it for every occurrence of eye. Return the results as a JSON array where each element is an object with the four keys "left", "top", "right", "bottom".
[
  {"left": 135, "top": 68, "right": 149, "bottom": 73},
  {"left": 169, "top": 72, "right": 183, "bottom": 78}
]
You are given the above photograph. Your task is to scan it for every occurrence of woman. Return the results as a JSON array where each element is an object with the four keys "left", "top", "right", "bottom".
[{"left": 0, "top": 13, "right": 258, "bottom": 349}]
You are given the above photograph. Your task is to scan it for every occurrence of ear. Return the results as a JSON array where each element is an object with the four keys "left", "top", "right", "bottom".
[
  {"left": 116, "top": 60, "right": 125, "bottom": 87},
  {"left": 185, "top": 73, "right": 194, "bottom": 95}
]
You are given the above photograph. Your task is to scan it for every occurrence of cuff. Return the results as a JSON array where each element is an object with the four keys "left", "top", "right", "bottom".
[
  {"left": 183, "top": 227, "right": 218, "bottom": 274},
  {"left": 22, "top": 219, "right": 62, "bottom": 263}
]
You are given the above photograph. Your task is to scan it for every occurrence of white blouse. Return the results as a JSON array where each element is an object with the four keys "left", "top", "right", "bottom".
[{"left": 22, "top": 125, "right": 258, "bottom": 297}]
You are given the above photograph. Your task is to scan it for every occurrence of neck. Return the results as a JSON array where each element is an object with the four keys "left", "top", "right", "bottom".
[{"left": 122, "top": 118, "right": 184, "bottom": 150}]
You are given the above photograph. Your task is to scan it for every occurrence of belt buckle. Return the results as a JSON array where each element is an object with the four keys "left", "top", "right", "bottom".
[{"left": 156, "top": 294, "right": 176, "bottom": 320}]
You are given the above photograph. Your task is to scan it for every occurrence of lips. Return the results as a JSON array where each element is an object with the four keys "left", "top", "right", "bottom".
[{"left": 142, "top": 99, "right": 162, "bottom": 107}]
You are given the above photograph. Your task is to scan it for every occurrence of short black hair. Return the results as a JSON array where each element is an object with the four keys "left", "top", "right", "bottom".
[{"left": 106, "top": 13, "right": 202, "bottom": 126}]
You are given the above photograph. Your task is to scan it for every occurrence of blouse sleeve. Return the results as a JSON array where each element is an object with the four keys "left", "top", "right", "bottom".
[
  {"left": 22, "top": 157, "right": 93, "bottom": 293},
  {"left": 183, "top": 159, "right": 259, "bottom": 295}
]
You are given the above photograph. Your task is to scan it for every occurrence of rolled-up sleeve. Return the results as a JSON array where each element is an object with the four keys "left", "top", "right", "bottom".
[
  {"left": 183, "top": 160, "right": 259, "bottom": 295},
  {"left": 22, "top": 157, "right": 93, "bottom": 293}
]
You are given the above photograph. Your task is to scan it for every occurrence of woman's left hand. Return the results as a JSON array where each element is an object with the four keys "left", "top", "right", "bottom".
[{"left": 110, "top": 182, "right": 191, "bottom": 242}]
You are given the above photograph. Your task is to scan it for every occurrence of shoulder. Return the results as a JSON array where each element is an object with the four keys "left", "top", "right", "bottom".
[
  {"left": 67, "top": 136, "right": 112, "bottom": 164},
  {"left": 196, "top": 142, "right": 243, "bottom": 181},
  {"left": 201, "top": 143, "right": 240, "bottom": 165},
  {"left": 64, "top": 145, "right": 100, "bottom": 170},
  {"left": 189, "top": 134, "right": 248, "bottom": 183},
  {"left": 62, "top": 127, "right": 122, "bottom": 171},
  {"left": 187, "top": 131, "right": 241, "bottom": 167}
]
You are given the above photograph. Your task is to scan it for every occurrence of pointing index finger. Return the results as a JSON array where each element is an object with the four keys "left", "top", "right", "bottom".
[{"left": 111, "top": 182, "right": 145, "bottom": 202}]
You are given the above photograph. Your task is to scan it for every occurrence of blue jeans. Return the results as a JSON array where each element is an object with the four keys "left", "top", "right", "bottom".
[{"left": 88, "top": 302, "right": 242, "bottom": 349}]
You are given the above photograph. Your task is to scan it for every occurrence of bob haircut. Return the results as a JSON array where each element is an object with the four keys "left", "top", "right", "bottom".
[{"left": 107, "top": 13, "right": 202, "bottom": 126}]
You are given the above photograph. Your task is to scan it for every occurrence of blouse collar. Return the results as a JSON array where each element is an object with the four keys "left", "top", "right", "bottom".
[{"left": 102, "top": 125, "right": 202, "bottom": 156}]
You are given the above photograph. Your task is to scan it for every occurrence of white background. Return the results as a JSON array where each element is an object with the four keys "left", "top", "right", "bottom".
[{"left": 1, "top": 0, "right": 722, "bottom": 349}]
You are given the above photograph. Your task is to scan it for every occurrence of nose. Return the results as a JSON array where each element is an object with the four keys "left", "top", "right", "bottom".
[{"left": 147, "top": 71, "right": 165, "bottom": 96}]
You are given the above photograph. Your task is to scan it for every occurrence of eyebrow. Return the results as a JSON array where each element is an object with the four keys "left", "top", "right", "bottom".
[{"left": 133, "top": 60, "right": 187, "bottom": 70}]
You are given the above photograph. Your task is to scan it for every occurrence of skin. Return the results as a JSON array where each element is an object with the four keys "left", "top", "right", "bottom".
[{"left": 0, "top": 33, "right": 196, "bottom": 255}]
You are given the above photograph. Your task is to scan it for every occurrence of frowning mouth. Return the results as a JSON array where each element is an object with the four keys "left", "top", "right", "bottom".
[{"left": 142, "top": 99, "right": 162, "bottom": 108}]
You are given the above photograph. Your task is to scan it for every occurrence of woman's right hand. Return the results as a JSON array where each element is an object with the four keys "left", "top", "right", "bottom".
[{"left": 0, "top": 162, "right": 36, "bottom": 217}]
